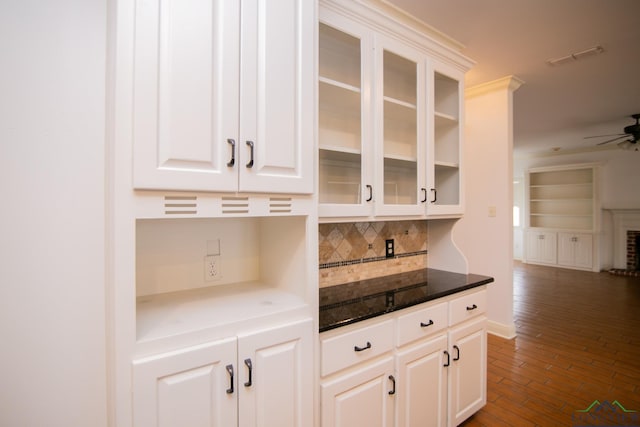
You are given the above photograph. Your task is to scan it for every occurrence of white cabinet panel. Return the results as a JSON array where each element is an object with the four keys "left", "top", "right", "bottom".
[
  {"left": 525, "top": 230, "right": 557, "bottom": 264},
  {"left": 238, "top": 0, "right": 314, "bottom": 194},
  {"left": 238, "top": 319, "right": 313, "bottom": 427},
  {"left": 396, "top": 334, "right": 448, "bottom": 427},
  {"left": 133, "top": 0, "right": 240, "bottom": 192},
  {"left": 321, "top": 357, "right": 395, "bottom": 427},
  {"left": 132, "top": 0, "right": 313, "bottom": 194},
  {"left": 132, "top": 337, "right": 237, "bottom": 427},
  {"left": 447, "top": 317, "right": 487, "bottom": 427},
  {"left": 558, "top": 232, "right": 593, "bottom": 270}
]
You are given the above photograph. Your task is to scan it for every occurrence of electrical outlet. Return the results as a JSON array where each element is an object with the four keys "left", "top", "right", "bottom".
[
  {"left": 204, "top": 255, "right": 221, "bottom": 281},
  {"left": 385, "top": 239, "right": 394, "bottom": 258}
]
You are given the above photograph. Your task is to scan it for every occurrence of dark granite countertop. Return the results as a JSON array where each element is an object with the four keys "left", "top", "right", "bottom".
[{"left": 319, "top": 268, "right": 494, "bottom": 332}]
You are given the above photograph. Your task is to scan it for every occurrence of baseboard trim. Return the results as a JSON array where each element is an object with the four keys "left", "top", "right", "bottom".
[{"left": 487, "top": 320, "right": 517, "bottom": 339}]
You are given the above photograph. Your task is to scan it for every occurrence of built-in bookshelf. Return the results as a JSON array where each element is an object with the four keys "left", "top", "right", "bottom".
[{"left": 527, "top": 166, "right": 596, "bottom": 231}]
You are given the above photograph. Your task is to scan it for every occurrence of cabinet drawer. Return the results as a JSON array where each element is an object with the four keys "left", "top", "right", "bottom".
[
  {"left": 449, "top": 289, "right": 487, "bottom": 326},
  {"left": 321, "top": 319, "right": 394, "bottom": 376},
  {"left": 396, "top": 302, "right": 448, "bottom": 347}
]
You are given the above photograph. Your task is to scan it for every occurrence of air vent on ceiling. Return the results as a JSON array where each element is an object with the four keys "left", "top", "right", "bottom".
[
  {"left": 546, "top": 45, "right": 604, "bottom": 66},
  {"left": 164, "top": 195, "right": 197, "bottom": 215}
]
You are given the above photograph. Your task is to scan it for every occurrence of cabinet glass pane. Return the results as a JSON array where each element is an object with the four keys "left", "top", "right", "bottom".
[
  {"left": 319, "top": 23, "right": 363, "bottom": 205},
  {"left": 433, "top": 72, "right": 460, "bottom": 206},
  {"left": 383, "top": 50, "right": 417, "bottom": 205}
]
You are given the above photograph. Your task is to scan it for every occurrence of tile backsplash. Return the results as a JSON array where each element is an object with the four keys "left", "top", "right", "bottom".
[{"left": 319, "top": 220, "right": 428, "bottom": 288}]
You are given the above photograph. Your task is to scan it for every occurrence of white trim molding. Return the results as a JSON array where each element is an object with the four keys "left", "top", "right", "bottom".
[{"left": 487, "top": 320, "right": 517, "bottom": 340}]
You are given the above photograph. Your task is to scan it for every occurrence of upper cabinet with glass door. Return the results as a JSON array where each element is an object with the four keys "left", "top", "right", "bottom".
[
  {"left": 318, "top": 16, "right": 372, "bottom": 218},
  {"left": 427, "top": 61, "right": 465, "bottom": 216},
  {"left": 318, "top": 0, "right": 473, "bottom": 220},
  {"left": 376, "top": 39, "right": 425, "bottom": 217}
]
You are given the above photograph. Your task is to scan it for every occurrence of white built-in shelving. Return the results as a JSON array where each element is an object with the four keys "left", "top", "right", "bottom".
[{"left": 524, "top": 163, "right": 600, "bottom": 271}]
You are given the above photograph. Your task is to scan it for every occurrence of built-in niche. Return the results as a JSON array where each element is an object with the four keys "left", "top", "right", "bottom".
[{"left": 135, "top": 216, "right": 310, "bottom": 346}]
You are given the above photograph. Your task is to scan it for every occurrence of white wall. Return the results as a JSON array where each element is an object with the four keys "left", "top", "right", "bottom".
[
  {"left": 0, "top": 1, "right": 108, "bottom": 425},
  {"left": 515, "top": 140, "right": 640, "bottom": 269},
  {"left": 456, "top": 76, "right": 522, "bottom": 339}
]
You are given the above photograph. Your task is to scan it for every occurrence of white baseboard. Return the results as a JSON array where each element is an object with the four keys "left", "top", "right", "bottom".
[{"left": 487, "top": 320, "right": 516, "bottom": 339}]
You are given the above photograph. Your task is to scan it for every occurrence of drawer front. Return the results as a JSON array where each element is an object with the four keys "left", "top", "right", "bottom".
[
  {"left": 449, "top": 289, "right": 487, "bottom": 326},
  {"left": 321, "top": 319, "right": 394, "bottom": 377},
  {"left": 396, "top": 302, "right": 448, "bottom": 347}
]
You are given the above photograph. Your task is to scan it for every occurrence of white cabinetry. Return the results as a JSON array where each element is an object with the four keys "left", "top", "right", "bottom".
[
  {"left": 557, "top": 232, "right": 593, "bottom": 270},
  {"left": 320, "top": 288, "right": 487, "bottom": 427},
  {"left": 524, "top": 163, "right": 600, "bottom": 271},
  {"left": 131, "top": 0, "right": 313, "bottom": 194},
  {"left": 112, "top": 1, "right": 317, "bottom": 424},
  {"left": 525, "top": 230, "right": 557, "bottom": 265},
  {"left": 318, "top": 0, "right": 472, "bottom": 220},
  {"left": 133, "top": 319, "right": 312, "bottom": 427}
]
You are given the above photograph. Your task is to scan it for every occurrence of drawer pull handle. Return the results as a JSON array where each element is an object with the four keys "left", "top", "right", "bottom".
[
  {"left": 354, "top": 341, "right": 372, "bottom": 352},
  {"left": 453, "top": 345, "right": 460, "bottom": 361},
  {"left": 443, "top": 350, "right": 450, "bottom": 367},
  {"left": 388, "top": 375, "right": 396, "bottom": 395},
  {"left": 420, "top": 320, "right": 434, "bottom": 328},
  {"left": 225, "top": 364, "right": 234, "bottom": 394},
  {"left": 466, "top": 304, "right": 478, "bottom": 311},
  {"left": 244, "top": 358, "right": 253, "bottom": 387}
]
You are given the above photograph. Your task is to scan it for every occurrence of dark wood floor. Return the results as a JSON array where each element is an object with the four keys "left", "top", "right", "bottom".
[{"left": 461, "top": 262, "right": 640, "bottom": 427}]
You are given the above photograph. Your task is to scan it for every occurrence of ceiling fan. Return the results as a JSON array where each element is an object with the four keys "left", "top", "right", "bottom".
[{"left": 584, "top": 114, "right": 640, "bottom": 150}]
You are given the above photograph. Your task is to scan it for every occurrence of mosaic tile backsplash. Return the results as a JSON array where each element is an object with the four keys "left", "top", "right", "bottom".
[{"left": 319, "top": 220, "right": 428, "bottom": 288}]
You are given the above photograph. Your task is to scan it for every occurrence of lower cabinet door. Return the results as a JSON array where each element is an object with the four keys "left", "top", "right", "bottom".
[
  {"left": 447, "top": 317, "right": 487, "bottom": 427},
  {"left": 237, "top": 318, "right": 313, "bottom": 427},
  {"left": 321, "top": 357, "right": 395, "bottom": 427},
  {"left": 132, "top": 336, "right": 238, "bottom": 427},
  {"left": 396, "top": 334, "right": 448, "bottom": 427}
]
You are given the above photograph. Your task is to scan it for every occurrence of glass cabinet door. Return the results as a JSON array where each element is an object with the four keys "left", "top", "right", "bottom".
[
  {"left": 376, "top": 39, "right": 424, "bottom": 216},
  {"left": 428, "top": 62, "right": 464, "bottom": 215},
  {"left": 318, "top": 20, "right": 371, "bottom": 217}
]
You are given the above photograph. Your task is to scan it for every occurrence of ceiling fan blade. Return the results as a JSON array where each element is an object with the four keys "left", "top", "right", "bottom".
[
  {"left": 583, "top": 133, "right": 627, "bottom": 139},
  {"left": 596, "top": 135, "right": 630, "bottom": 145}
]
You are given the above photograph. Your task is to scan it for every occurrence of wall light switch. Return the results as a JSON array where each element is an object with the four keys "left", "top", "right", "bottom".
[{"left": 488, "top": 206, "right": 497, "bottom": 217}]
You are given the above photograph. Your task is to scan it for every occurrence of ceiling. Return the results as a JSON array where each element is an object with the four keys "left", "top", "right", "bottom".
[{"left": 385, "top": 0, "right": 640, "bottom": 154}]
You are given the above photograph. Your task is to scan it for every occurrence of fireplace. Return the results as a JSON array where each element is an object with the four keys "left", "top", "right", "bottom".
[
  {"left": 610, "top": 209, "right": 640, "bottom": 275},
  {"left": 626, "top": 231, "right": 640, "bottom": 270}
]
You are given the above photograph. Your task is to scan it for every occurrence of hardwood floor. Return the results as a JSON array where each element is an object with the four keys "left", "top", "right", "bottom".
[{"left": 461, "top": 262, "right": 640, "bottom": 427}]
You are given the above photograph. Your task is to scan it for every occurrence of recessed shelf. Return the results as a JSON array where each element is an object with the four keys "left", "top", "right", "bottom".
[
  {"left": 435, "top": 161, "right": 459, "bottom": 169},
  {"left": 319, "top": 76, "right": 361, "bottom": 94}
]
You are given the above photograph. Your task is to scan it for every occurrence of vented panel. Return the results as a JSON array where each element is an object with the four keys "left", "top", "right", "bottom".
[
  {"left": 221, "top": 197, "right": 249, "bottom": 214},
  {"left": 164, "top": 196, "right": 197, "bottom": 215},
  {"left": 270, "top": 197, "right": 292, "bottom": 213}
]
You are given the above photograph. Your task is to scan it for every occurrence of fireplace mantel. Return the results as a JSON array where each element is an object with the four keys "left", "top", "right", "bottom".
[{"left": 609, "top": 209, "right": 640, "bottom": 269}]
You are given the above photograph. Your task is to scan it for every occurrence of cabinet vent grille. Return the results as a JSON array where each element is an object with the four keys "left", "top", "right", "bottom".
[
  {"left": 164, "top": 195, "right": 197, "bottom": 215},
  {"left": 222, "top": 196, "right": 250, "bottom": 214},
  {"left": 270, "top": 197, "right": 292, "bottom": 213}
]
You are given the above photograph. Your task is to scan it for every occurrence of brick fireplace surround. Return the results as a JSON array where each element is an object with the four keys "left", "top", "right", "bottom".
[{"left": 611, "top": 209, "right": 640, "bottom": 276}]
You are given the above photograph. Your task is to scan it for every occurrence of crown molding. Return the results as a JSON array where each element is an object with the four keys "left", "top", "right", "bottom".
[{"left": 465, "top": 75, "right": 525, "bottom": 98}]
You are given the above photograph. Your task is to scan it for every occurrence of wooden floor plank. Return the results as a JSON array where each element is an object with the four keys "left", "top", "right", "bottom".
[{"left": 461, "top": 262, "right": 640, "bottom": 426}]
